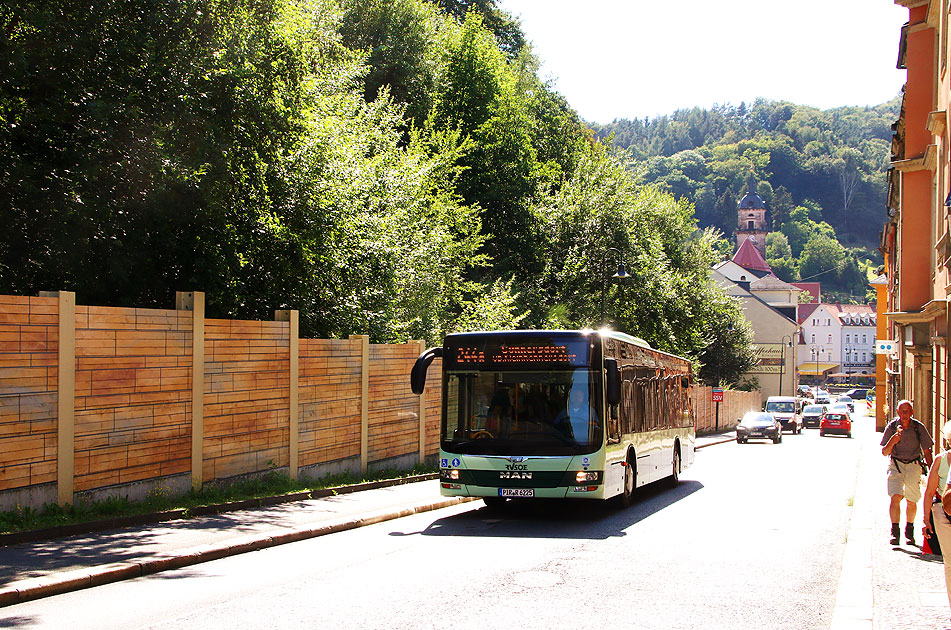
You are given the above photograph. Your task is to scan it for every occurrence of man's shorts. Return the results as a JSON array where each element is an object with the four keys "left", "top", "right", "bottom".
[{"left": 887, "top": 458, "right": 924, "bottom": 501}]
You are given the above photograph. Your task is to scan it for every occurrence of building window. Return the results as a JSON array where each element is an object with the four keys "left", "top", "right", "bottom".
[
  {"left": 846, "top": 334, "right": 851, "bottom": 343},
  {"left": 748, "top": 220, "right": 754, "bottom": 230},
  {"left": 811, "top": 334, "right": 816, "bottom": 343},
  {"left": 862, "top": 334, "right": 867, "bottom": 344},
  {"left": 827, "top": 334, "right": 832, "bottom": 344},
  {"left": 812, "top": 318, "right": 818, "bottom": 326}
]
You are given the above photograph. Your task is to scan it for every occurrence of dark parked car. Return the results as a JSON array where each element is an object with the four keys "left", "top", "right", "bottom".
[
  {"left": 820, "top": 412, "right": 852, "bottom": 438},
  {"left": 736, "top": 412, "right": 783, "bottom": 444},
  {"left": 802, "top": 404, "right": 827, "bottom": 429},
  {"left": 842, "top": 388, "right": 868, "bottom": 401}
]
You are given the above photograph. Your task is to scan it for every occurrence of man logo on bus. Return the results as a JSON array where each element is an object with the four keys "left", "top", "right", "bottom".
[{"left": 499, "top": 471, "right": 532, "bottom": 480}]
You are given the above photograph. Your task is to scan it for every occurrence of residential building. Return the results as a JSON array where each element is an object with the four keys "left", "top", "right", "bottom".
[
  {"left": 798, "top": 303, "right": 841, "bottom": 382},
  {"left": 713, "top": 230, "right": 799, "bottom": 400},
  {"left": 880, "top": 0, "right": 949, "bottom": 436},
  {"left": 837, "top": 305, "right": 877, "bottom": 383}
]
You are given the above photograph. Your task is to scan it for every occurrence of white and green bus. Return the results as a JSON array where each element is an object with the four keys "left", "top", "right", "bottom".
[{"left": 411, "top": 329, "right": 695, "bottom": 507}]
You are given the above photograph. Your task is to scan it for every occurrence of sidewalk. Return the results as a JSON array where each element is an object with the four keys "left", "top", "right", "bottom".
[
  {"left": 831, "top": 419, "right": 949, "bottom": 630},
  {"left": 0, "top": 480, "right": 476, "bottom": 607}
]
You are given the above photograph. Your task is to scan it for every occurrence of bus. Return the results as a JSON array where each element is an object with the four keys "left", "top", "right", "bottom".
[{"left": 410, "top": 329, "right": 695, "bottom": 507}]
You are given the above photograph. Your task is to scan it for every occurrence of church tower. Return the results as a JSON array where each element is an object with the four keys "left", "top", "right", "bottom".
[{"left": 736, "top": 174, "right": 768, "bottom": 258}]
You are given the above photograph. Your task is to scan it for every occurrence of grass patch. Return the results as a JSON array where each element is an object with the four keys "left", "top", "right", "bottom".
[{"left": 0, "top": 465, "right": 437, "bottom": 535}]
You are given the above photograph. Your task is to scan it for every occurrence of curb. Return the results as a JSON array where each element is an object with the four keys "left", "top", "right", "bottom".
[
  {"left": 0, "top": 473, "right": 439, "bottom": 547},
  {"left": 696, "top": 436, "right": 736, "bottom": 450},
  {"left": 0, "top": 495, "right": 478, "bottom": 607}
]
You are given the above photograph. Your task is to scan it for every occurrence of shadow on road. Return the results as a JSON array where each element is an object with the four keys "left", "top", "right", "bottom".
[
  {"left": 0, "top": 498, "right": 350, "bottom": 584},
  {"left": 388, "top": 479, "right": 703, "bottom": 540}
]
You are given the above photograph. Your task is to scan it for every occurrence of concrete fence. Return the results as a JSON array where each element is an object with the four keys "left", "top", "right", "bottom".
[
  {"left": 691, "top": 386, "right": 762, "bottom": 434},
  {"left": 0, "top": 292, "right": 441, "bottom": 511}
]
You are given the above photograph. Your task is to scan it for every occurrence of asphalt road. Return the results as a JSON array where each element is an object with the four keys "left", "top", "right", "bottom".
[{"left": 1, "top": 413, "right": 869, "bottom": 630}]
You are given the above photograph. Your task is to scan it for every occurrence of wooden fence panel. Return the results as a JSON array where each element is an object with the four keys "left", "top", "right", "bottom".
[
  {"left": 298, "top": 338, "right": 362, "bottom": 467},
  {"left": 73, "top": 307, "right": 192, "bottom": 492},
  {"left": 202, "top": 319, "right": 289, "bottom": 482},
  {"left": 0, "top": 296, "right": 59, "bottom": 492},
  {"left": 368, "top": 344, "right": 420, "bottom": 464}
]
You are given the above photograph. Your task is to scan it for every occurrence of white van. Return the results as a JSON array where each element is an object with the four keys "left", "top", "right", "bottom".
[{"left": 764, "top": 395, "right": 802, "bottom": 434}]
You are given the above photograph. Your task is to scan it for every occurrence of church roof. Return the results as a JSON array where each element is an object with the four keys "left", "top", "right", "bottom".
[
  {"left": 731, "top": 237, "right": 772, "bottom": 273},
  {"left": 738, "top": 174, "right": 766, "bottom": 210}
]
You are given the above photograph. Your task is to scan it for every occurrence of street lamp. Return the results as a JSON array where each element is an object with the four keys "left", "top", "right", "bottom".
[
  {"left": 778, "top": 335, "right": 793, "bottom": 396},
  {"left": 599, "top": 247, "right": 630, "bottom": 326},
  {"left": 811, "top": 344, "right": 825, "bottom": 388}
]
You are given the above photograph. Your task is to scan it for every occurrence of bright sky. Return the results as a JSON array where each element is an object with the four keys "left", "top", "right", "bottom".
[{"left": 497, "top": 0, "right": 909, "bottom": 124}]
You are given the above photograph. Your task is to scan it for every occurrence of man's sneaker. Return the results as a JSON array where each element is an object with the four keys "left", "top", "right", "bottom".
[
  {"left": 906, "top": 524, "right": 916, "bottom": 546},
  {"left": 891, "top": 523, "right": 901, "bottom": 545}
]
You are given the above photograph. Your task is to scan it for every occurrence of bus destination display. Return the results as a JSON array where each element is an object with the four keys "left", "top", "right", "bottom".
[{"left": 449, "top": 339, "right": 589, "bottom": 369}]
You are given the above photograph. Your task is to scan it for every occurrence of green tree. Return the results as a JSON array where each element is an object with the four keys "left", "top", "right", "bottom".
[
  {"left": 799, "top": 234, "right": 846, "bottom": 283},
  {"left": 338, "top": 0, "right": 444, "bottom": 126}
]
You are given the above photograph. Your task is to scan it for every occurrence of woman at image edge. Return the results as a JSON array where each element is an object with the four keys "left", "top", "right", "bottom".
[{"left": 923, "top": 423, "right": 951, "bottom": 608}]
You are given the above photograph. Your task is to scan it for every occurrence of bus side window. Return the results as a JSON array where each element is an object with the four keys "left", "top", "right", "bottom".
[{"left": 621, "top": 378, "right": 634, "bottom": 435}]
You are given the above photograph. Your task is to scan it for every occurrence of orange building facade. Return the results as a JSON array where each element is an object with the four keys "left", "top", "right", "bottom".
[{"left": 880, "top": 1, "right": 950, "bottom": 440}]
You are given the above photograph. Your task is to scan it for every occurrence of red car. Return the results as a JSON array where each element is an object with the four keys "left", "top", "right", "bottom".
[{"left": 819, "top": 411, "right": 851, "bottom": 438}]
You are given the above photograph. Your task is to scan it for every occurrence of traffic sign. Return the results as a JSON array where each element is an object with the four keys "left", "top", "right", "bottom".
[
  {"left": 712, "top": 387, "right": 724, "bottom": 402},
  {"left": 876, "top": 339, "right": 897, "bottom": 354}
]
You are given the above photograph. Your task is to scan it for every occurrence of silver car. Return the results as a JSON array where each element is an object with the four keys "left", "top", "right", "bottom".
[{"left": 836, "top": 396, "right": 855, "bottom": 413}]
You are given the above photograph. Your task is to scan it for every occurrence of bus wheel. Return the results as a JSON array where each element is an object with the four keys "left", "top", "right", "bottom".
[
  {"left": 667, "top": 449, "right": 680, "bottom": 488},
  {"left": 614, "top": 459, "right": 635, "bottom": 509}
]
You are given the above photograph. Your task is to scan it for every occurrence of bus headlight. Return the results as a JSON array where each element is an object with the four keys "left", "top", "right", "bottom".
[
  {"left": 575, "top": 471, "right": 600, "bottom": 483},
  {"left": 440, "top": 469, "right": 461, "bottom": 481}
]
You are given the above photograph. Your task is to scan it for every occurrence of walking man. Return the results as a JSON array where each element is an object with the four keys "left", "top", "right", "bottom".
[{"left": 881, "top": 399, "right": 934, "bottom": 545}]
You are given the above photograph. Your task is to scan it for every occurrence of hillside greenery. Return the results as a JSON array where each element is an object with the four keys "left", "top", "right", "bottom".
[
  {"left": 591, "top": 98, "right": 898, "bottom": 301},
  {"left": 3, "top": 0, "right": 900, "bottom": 385}
]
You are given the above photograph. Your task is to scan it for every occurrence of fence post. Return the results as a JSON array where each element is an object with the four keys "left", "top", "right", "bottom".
[
  {"left": 177, "top": 291, "right": 205, "bottom": 491},
  {"left": 350, "top": 335, "right": 370, "bottom": 475},
  {"left": 49, "top": 291, "right": 76, "bottom": 506},
  {"left": 276, "top": 310, "right": 299, "bottom": 480}
]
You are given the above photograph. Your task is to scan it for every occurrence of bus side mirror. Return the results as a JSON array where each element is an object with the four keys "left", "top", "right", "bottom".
[
  {"left": 411, "top": 347, "right": 443, "bottom": 395},
  {"left": 605, "top": 358, "right": 621, "bottom": 407}
]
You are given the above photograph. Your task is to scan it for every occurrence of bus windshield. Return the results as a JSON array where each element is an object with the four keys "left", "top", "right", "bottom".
[{"left": 442, "top": 368, "right": 602, "bottom": 456}]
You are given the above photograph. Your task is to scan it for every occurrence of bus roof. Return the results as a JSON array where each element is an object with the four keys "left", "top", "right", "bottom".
[{"left": 445, "top": 329, "right": 652, "bottom": 346}]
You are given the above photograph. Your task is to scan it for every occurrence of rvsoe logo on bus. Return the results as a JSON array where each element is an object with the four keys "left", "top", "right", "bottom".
[{"left": 712, "top": 388, "right": 724, "bottom": 402}]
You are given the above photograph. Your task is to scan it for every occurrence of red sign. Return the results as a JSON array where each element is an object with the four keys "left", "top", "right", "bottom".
[{"left": 712, "top": 388, "right": 724, "bottom": 402}]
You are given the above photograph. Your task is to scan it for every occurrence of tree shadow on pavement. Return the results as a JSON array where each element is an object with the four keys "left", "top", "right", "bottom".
[
  {"left": 389, "top": 479, "right": 703, "bottom": 541},
  {"left": 0, "top": 499, "right": 335, "bottom": 585}
]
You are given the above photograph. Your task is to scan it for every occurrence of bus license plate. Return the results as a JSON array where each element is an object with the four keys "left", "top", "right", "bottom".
[{"left": 499, "top": 488, "right": 534, "bottom": 498}]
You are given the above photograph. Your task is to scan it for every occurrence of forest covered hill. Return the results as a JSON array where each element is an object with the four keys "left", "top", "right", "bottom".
[{"left": 591, "top": 97, "right": 900, "bottom": 300}]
